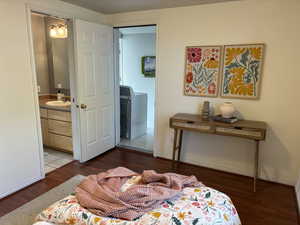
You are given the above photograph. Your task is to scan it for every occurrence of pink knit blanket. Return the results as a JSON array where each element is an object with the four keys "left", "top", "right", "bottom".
[{"left": 75, "top": 167, "right": 202, "bottom": 220}]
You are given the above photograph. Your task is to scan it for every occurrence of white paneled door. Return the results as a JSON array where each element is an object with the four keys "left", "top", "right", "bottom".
[{"left": 75, "top": 19, "right": 115, "bottom": 162}]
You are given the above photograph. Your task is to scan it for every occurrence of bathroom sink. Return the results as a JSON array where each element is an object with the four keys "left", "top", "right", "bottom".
[{"left": 46, "top": 100, "right": 71, "bottom": 107}]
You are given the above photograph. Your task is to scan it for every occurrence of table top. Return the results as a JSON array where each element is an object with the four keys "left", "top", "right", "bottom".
[{"left": 171, "top": 113, "right": 267, "bottom": 130}]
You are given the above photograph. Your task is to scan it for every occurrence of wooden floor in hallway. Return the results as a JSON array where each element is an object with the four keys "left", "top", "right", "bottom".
[{"left": 0, "top": 148, "right": 298, "bottom": 225}]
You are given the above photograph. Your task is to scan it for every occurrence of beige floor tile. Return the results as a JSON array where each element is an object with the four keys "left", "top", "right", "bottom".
[{"left": 44, "top": 148, "right": 73, "bottom": 173}]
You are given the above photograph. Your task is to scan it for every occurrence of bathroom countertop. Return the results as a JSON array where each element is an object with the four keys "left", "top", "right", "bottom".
[{"left": 39, "top": 95, "right": 71, "bottom": 112}]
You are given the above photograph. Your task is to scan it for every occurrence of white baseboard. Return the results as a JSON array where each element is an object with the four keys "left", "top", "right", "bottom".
[
  {"left": 295, "top": 187, "right": 300, "bottom": 213},
  {"left": 0, "top": 175, "right": 43, "bottom": 199},
  {"left": 295, "top": 178, "right": 300, "bottom": 213}
]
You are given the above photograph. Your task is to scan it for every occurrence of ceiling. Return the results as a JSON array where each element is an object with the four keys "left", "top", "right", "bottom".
[{"left": 61, "top": 0, "right": 238, "bottom": 14}]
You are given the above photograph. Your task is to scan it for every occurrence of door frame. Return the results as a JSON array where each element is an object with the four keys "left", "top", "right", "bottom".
[
  {"left": 113, "top": 24, "right": 159, "bottom": 156},
  {"left": 25, "top": 3, "right": 81, "bottom": 178}
]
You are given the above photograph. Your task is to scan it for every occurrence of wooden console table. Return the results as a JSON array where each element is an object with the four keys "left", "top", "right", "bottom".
[{"left": 170, "top": 113, "right": 267, "bottom": 192}]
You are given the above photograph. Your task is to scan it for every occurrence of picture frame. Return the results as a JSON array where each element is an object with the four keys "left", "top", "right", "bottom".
[
  {"left": 141, "top": 56, "right": 156, "bottom": 77},
  {"left": 183, "top": 45, "right": 223, "bottom": 97},
  {"left": 220, "top": 43, "right": 265, "bottom": 99}
]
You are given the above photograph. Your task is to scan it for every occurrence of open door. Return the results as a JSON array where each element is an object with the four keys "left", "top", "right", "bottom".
[{"left": 74, "top": 19, "right": 115, "bottom": 162}]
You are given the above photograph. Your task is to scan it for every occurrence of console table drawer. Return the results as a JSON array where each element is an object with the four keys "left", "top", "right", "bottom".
[
  {"left": 216, "top": 127, "right": 264, "bottom": 139},
  {"left": 172, "top": 121, "right": 213, "bottom": 132}
]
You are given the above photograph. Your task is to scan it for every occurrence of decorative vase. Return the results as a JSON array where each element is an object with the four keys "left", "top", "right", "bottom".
[{"left": 220, "top": 102, "right": 236, "bottom": 118}]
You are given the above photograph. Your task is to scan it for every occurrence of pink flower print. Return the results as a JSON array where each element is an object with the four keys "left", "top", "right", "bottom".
[
  {"left": 208, "top": 83, "right": 216, "bottom": 94},
  {"left": 203, "top": 49, "right": 212, "bottom": 58},
  {"left": 162, "top": 204, "right": 169, "bottom": 208},
  {"left": 192, "top": 202, "right": 200, "bottom": 207},
  {"left": 187, "top": 48, "right": 201, "bottom": 63}
]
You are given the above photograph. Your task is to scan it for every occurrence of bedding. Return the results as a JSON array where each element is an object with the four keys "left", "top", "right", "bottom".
[{"left": 36, "top": 186, "right": 241, "bottom": 225}]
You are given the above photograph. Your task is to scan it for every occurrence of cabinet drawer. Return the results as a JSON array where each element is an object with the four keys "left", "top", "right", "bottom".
[
  {"left": 48, "top": 119, "right": 72, "bottom": 137},
  {"left": 48, "top": 110, "right": 71, "bottom": 122},
  {"left": 40, "top": 108, "right": 48, "bottom": 118},
  {"left": 49, "top": 133, "right": 73, "bottom": 152}
]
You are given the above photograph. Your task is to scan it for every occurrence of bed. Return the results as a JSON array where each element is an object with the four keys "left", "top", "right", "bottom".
[{"left": 35, "top": 185, "right": 241, "bottom": 225}]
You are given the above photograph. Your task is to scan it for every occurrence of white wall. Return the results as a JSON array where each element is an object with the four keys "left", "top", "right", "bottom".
[
  {"left": 120, "top": 33, "right": 156, "bottom": 129},
  {"left": 0, "top": 0, "right": 105, "bottom": 198},
  {"left": 108, "top": 0, "right": 300, "bottom": 185}
]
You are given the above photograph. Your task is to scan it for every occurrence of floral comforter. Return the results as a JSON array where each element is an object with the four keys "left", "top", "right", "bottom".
[{"left": 36, "top": 187, "right": 241, "bottom": 225}]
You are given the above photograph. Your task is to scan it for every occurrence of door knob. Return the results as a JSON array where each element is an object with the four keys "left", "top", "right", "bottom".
[{"left": 80, "top": 104, "right": 87, "bottom": 109}]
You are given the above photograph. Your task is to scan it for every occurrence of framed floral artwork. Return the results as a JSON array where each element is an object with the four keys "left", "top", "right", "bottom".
[
  {"left": 221, "top": 44, "right": 265, "bottom": 99},
  {"left": 184, "top": 46, "right": 222, "bottom": 97}
]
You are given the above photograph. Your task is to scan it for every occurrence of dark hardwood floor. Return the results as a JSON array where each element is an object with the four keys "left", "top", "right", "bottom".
[{"left": 0, "top": 148, "right": 298, "bottom": 225}]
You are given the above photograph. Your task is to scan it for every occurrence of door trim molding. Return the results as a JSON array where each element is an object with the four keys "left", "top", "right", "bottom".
[{"left": 25, "top": 4, "right": 45, "bottom": 180}]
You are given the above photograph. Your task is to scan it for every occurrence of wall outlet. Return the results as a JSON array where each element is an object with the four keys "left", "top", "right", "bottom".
[{"left": 37, "top": 85, "right": 41, "bottom": 93}]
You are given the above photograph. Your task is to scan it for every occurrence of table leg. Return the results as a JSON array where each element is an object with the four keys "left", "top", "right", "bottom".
[
  {"left": 177, "top": 130, "right": 183, "bottom": 161},
  {"left": 172, "top": 129, "right": 178, "bottom": 168},
  {"left": 254, "top": 140, "right": 260, "bottom": 192}
]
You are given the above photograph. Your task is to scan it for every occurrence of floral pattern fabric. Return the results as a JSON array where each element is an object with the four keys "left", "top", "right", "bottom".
[
  {"left": 36, "top": 187, "right": 241, "bottom": 225},
  {"left": 184, "top": 46, "right": 222, "bottom": 97}
]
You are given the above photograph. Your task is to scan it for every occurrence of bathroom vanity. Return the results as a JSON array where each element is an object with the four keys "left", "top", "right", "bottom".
[{"left": 39, "top": 96, "right": 73, "bottom": 153}]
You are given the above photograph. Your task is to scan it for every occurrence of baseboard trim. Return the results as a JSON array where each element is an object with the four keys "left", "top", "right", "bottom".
[
  {"left": 294, "top": 187, "right": 300, "bottom": 224},
  {"left": 0, "top": 175, "right": 43, "bottom": 199}
]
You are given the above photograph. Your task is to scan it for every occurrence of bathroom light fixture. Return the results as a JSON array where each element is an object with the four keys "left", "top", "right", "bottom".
[{"left": 49, "top": 24, "right": 68, "bottom": 39}]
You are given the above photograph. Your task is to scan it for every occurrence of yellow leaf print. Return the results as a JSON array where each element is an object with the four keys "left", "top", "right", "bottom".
[
  {"left": 229, "top": 67, "right": 245, "bottom": 77},
  {"left": 194, "top": 188, "right": 201, "bottom": 192},
  {"left": 66, "top": 218, "right": 77, "bottom": 225},
  {"left": 178, "top": 212, "right": 186, "bottom": 220},
  {"left": 204, "top": 58, "right": 219, "bottom": 68},
  {"left": 151, "top": 212, "right": 162, "bottom": 218},
  {"left": 187, "top": 64, "right": 193, "bottom": 72},
  {"left": 207, "top": 200, "right": 215, "bottom": 207},
  {"left": 224, "top": 214, "right": 229, "bottom": 221},
  {"left": 94, "top": 217, "right": 102, "bottom": 223},
  {"left": 228, "top": 67, "right": 254, "bottom": 96},
  {"left": 250, "top": 47, "right": 262, "bottom": 60},
  {"left": 225, "top": 48, "right": 245, "bottom": 65}
]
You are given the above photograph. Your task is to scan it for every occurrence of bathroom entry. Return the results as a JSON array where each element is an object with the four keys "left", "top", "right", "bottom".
[
  {"left": 31, "top": 12, "right": 74, "bottom": 173},
  {"left": 116, "top": 25, "right": 157, "bottom": 153},
  {"left": 30, "top": 10, "right": 116, "bottom": 170}
]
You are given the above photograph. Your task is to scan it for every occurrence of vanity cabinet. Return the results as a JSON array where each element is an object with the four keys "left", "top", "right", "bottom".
[{"left": 40, "top": 108, "right": 73, "bottom": 153}]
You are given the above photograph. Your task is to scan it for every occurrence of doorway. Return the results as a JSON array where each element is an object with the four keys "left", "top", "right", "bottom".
[
  {"left": 115, "top": 25, "right": 157, "bottom": 153},
  {"left": 30, "top": 11, "right": 75, "bottom": 173},
  {"left": 29, "top": 7, "right": 116, "bottom": 175}
]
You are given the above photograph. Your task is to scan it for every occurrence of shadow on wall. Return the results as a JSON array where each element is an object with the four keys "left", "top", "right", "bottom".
[{"left": 260, "top": 126, "right": 291, "bottom": 184}]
